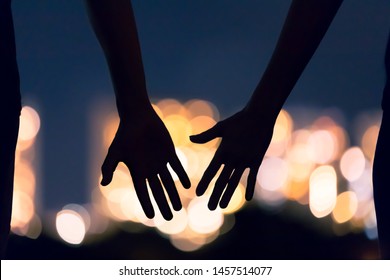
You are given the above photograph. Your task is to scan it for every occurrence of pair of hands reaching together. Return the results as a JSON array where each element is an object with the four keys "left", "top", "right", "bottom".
[{"left": 101, "top": 107, "right": 275, "bottom": 220}]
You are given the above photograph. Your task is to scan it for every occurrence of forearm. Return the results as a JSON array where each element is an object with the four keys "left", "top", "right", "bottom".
[
  {"left": 84, "top": 0, "right": 152, "bottom": 118},
  {"left": 246, "top": 0, "right": 343, "bottom": 119}
]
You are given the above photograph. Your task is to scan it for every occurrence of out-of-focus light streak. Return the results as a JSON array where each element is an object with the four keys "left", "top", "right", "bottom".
[
  {"left": 309, "top": 165, "right": 337, "bottom": 218},
  {"left": 11, "top": 105, "right": 41, "bottom": 239}
]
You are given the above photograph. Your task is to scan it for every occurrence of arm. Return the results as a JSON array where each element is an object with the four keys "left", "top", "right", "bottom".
[
  {"left": 84, "top": 0, "right": 190, "bottom": 220},
  {"left": 246, "top": 0, "right": 343, "bottom": 119},
  {"left": 191, "top": 0, "right": 343, "bottom": 210},
  {"left": 84, "top": 0, "right": 151, "bottom": 117}
]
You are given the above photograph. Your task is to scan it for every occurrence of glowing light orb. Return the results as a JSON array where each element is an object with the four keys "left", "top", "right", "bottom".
[
  {"left": 309, "top": 165, "right": 337, "bottom": 218},
  {"left": 56, "top": 209, "right": 86, "bottom": 245}
]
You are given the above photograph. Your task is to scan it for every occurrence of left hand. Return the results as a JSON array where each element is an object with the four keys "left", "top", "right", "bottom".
[{"left": 190, "top": 109, "right": 275, "bottom": 210}]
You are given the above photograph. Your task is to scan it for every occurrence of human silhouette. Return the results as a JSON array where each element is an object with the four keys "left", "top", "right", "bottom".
[
  {"left": 0, "top": 0, "right": 190, "bottom": 258},
  {"left": 85, "top": 0, "right": 191, "bottom": 221},
  {"left": 0, "top": 0, "right": 22, "bottom": 259},
  {"left": 191, "top": 0, "right": 389, "bottom": 259}
]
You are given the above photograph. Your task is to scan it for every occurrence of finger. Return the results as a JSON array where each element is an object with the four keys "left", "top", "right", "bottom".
[
  {"left": 148, "top": 176, "right": 173, "bottom": 221},
  {"left": 190, "top": 123, "right": 221, "bottom": 144},
  {"left": 245, "top": 165, "right": 260, "bottom": 201},
  {"left": 159, "top": 168, "right": 182, "bottom": 211},
  {"left": 196, "top": 156, "right": 221, "bottom": 196},
  {"left": 208, "top": 165, "right": 234, "bottom": 210},
  {"left": 170, "top": 155, "right": 191, "bottom": 189},
  {"left": 219, "top": 167, "right": 245, "bottom": 209},
  {"left": 132, "top": 175, "right": 155, "bottom": 219},
  {"left": 101, "top": 151, "right": 119, "bottom": 186}
]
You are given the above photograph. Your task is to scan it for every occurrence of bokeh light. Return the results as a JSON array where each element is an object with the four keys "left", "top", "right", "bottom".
[
  {"left": 332, "top": 191, "right": 358, "bottom": 224},
  {"left": 187, "top": 197, "right": 224, "bottom": 234},
  {"left": 18, "top": 106, "right": 40, "bottom": 142},
  {"left": 10, "top": 100, "right": 381, "bottom": 255},
  {"left": 56, "top": 209, "right": 86, "bottom": 245},
  {"left": 340, "top": 147, "right": 366, "bottom": 182},
  {"left": 86, "top": 98, "right": 380, "bottom": 252},
  {"left": 11, "top": 105, "right": 41, "bottom": 239},
  {"left": 309, "top": 165, "right": 337, "bottom": 218}
]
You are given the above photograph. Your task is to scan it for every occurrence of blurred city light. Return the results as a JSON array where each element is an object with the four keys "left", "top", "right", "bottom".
[
  {"left": 88, "top": 98, "right": 381, "bottom": 251},
  {"left": 12, "top": 100, "right": 381, "bottom": 254},
  {"left": 11, "top": 105, "right": 41, "bottom": 239},
  {"left": 56, "top": 209, "right": 86, "bottom": 245}
]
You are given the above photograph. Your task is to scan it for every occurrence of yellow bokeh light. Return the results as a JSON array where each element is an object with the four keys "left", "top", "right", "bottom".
[
  {"left": 164, "top": 114, "right": 192, "bottom": 146},
  {"left": 309, "top": 165, "right": 337, "bottom": 218},
  {"left": 257, "top": 157, "right": 289, "bottom": 191},
  {"left": 119, "top": 188, "right": 142, "bottom": 222},
  {"left": 189, "top": 115, "right": 219, "bottom": 148},
  {"left": 63, "top": 204, "right": 91, "bottom": 232},
  {"left": 176, "top": 147, "right": 201, "bottom": 180},
  {"left": 170, "top": 236, "right": 205, "bottom": 252},
  {"left": 167, "top": 148, "right": 188, "bottom": 182},
  {"left": 187, "top": 197, "right": 224, "bottom": 234},
  {"left": 93, "top": 98, "right": 381, "bottom": 248},
  {"left": 18, "top": 106, "right": 41, "bottom": 142},
  {"left": 99, "top": 166, "right": 133, "bottom": 198},
  {"left": 14, "top": 160, "right": 36, "bottom": 196},
  {"left": 307, "top": 130, "right": 337, "bottom": 164},
  {"left": 157, "top": 99, "right": 187, "bottom": 118},
  {"left": 340, "top": 147, "right": 366, "bottom": 182},
  {"left": 152, "top": 103, "right": 164, "bottom": 119},
  {"left": 284, "top": 180, "right": 309, "bottom": 202},
  {"left": 157, "top": 208, "right": 188, "bottom": 235},
  {"left": 287, "top": 143, "right": 315, "bottom": 182},
  {"left": 10, "top": 190, "right": 35, "bottom": 231},
  {"left": 332, "top": 191, "right": 358, "bottom": 224},
  {"left": 185, "top": 99, "right": 219, "bottom": 120},
  {"left": 56, "top": 209, "right": 86, "bottom": 245},
  {"left": 221, "top": 183, "right": 246, "bottom": 214},
  {"left": 102, "top": 114, "right": 119, "bottom": 148},
  {"left": 361, "top": 125, "right": 379, "bottom": 160},
  {"left": 271, "top": 109, "right": 293, "bottom": 143}
]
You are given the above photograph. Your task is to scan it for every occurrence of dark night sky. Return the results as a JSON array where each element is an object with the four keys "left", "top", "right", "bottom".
[{"left": 11, "top": 0, "right": 390, "bottom": 209}]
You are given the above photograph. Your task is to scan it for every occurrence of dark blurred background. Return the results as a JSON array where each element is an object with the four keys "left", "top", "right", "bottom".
[{"left": 6, "top": 0, "right": 390, "bottom": 259}]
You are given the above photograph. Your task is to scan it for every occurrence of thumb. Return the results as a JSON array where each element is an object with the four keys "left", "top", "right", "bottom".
[
  {"left": 190, "top": 123, "right": 222, "bottom": 144},
  {"left": 101, "top": 152, "right": 119, "bottom": 186}
]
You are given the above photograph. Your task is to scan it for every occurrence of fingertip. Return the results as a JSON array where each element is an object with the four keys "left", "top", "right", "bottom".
[
  {"left": 189, "top": 134, "right": 201, "bottom": 143},
  {"left": 144, "top": 208, "right": 155, "bottom": 219},
  {"left": 207, "top": 200, "right": 218, "bottom": 211},
  {"left": 182, "top": 176, "right": 191, "bottom": 189},
  {"left": 164, "top": 212, "right": 173, "bottom": 221},
  {"left": 219, "top": 199, "right": 229, "bottom": 209},
  {"left": 196, "top": 186, "right": 205, "bottom": 196},
  {"left": 172, "top": 202, "right": 182, "bottom": 212},
  {"left": 245, "top": 190, "right": 254, "bottom": 201},
  {"left": 100, "top": 177, "right": 111, "bottom": 186}
]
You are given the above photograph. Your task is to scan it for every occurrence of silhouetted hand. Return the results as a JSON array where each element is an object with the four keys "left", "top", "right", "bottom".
[
  {"left": 190, "top": 109, "right": 275, "bottom": 210},
  {"left": 101, "top": 109, "right": 191, "bottom": 220}
]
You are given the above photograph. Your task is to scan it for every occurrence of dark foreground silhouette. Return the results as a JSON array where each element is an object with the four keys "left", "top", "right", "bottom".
[
  {"left": 1, "top": 0, "right": 389, "bottom": 259},
  {"left": 190, "top": 0, "right": 390, "bottom": 259}
]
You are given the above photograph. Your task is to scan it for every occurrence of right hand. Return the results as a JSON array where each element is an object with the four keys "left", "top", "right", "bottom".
[{"left": 101, "top": 109, "right": 191, "bottom": 220}]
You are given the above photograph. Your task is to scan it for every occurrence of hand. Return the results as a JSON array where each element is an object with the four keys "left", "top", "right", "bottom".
[
  {"left": 101, "top": 109, "right": 191, "bottom": 220},
  {"left": 190, "top": 109, "right": 275, "bottom": 210}
]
